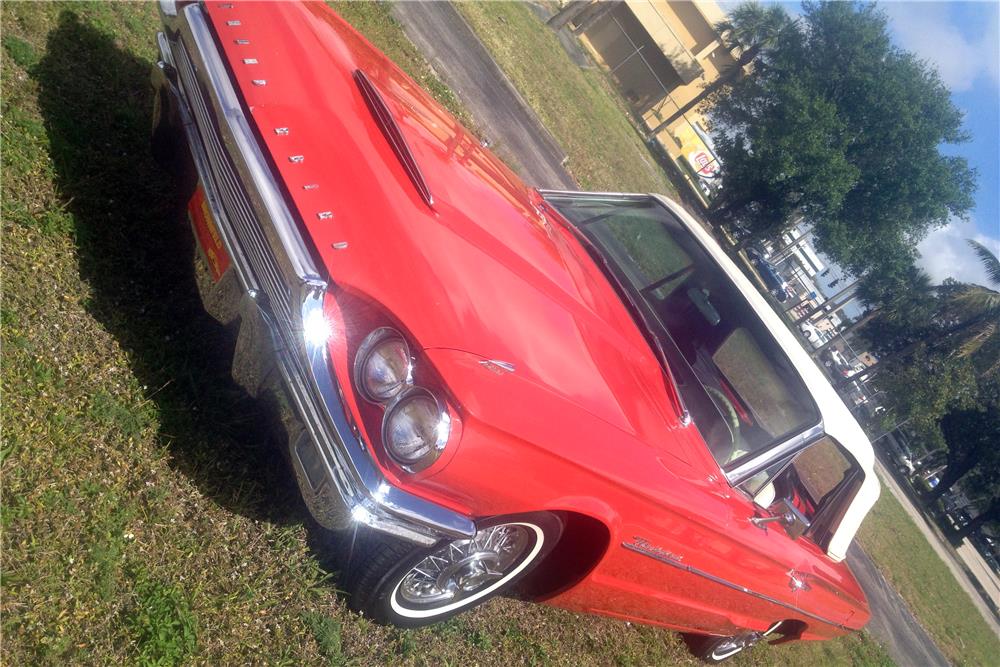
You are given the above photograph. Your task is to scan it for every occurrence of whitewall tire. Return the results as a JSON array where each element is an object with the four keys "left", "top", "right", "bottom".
[{"left": 345, "top": 512, "right": 562, "bottom": 628}]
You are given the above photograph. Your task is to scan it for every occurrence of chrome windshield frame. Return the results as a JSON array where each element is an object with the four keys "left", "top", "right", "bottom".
[{"left": 539, "top": 189, "right": 826, "bottom": 488}]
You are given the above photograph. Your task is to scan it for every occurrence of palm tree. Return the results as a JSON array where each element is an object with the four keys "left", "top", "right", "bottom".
[
  {"left": 646, "top": 2, "right": 795, "bottom": 137},
  {"left": 856, "top": 245, "right": 999, "bottom": 365},
  {"left": 948, "top": 240, "right": 1000, "bottom": 373}
]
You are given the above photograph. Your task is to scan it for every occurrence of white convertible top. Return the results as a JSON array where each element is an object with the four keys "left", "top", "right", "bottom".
[{"left": 655, "top": 196, "right": 880, "bottom": 562}]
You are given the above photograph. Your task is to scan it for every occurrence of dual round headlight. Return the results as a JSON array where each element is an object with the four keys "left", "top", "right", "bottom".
[
  {"left": 355, "top": 328, "right": 412, "bottom": 402},
  {"left": 354, "top": 328, "right": 451, "bottom": 472},
  {"left": 382, "top": 387, "right": 451, "bottom": 468}
]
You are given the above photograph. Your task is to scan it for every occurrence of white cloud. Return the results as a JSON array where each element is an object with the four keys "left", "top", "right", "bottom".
[
  {"left": 883, "top": 2, "right": 999, "bottom": 92},
  {"left": 916, "top": 218, "right": 1000, "bottom": 287}
]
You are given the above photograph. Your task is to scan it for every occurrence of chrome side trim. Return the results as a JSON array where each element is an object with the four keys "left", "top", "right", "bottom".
[{"left": 622, "top": 539, "right": 851, "bottom": 632}]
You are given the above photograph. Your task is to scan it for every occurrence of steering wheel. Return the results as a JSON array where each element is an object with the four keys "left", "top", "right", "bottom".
[{"left": 705, "top": 386, "right": 745, "bottom": 464}]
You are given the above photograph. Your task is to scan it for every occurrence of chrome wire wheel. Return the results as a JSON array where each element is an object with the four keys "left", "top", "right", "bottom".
[
  {"left": 390, "top": 521, "right": 544, "bottom": 619},
  {"left": 709, "top": 635, "right": 750, "bottom": 661},
  {"left": 693, "top": 629, "right": 768, "bottom": 663}
]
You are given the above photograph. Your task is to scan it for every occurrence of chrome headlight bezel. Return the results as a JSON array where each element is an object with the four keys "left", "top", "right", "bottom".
[
  {"left": 381, "top": 386, "right": 451, "bottom": 472},
  {"left": 353, "top": 327, "right": 413, "bottom": 404}
]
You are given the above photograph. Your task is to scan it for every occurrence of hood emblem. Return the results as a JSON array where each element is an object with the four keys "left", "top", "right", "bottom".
[{"left": 479, "top": 359, "right": 515, "bottom": 375}]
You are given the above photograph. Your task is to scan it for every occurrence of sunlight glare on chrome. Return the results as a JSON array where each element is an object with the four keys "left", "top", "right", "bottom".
[
  {"left": 351, "top": 505, "right": 374, "bottom": 525},
  {"left": 303, "top": 308, "right": 334, "bottom": 347},
  {"left": 436, "top": 412, "right": 452, "bottom": 447}
]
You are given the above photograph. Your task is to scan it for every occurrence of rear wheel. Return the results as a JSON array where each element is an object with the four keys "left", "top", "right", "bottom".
[
  {"left": 686, "top": 621, "right": 783, "bottom": 663},
  {"left": 345, "top": 512, "right": 561, "bottom": 628}
]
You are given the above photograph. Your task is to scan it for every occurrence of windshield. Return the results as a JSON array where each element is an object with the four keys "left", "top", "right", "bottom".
[{"left": 545, "top": 194, "right": 819, "bottom": 469}]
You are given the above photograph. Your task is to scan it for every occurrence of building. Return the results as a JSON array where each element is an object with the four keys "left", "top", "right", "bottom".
[{"left": 570, "top": 1, "right": 741, "bottom": 204}]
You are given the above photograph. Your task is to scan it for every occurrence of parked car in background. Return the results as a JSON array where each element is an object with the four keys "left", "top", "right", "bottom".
[
  {"left": 152, "top": 1, "right": 880, "bottom": 661},
  {"left": 947, "top": 509, "right": 973, "bottom": 531},
  {"left": 799, "top": 321, "right": 827, "bottom": 349},
  {"left": 747, "top": 249, "right": 791, "bottom": 302},
  {"left": 821, "top": 349, "right": 855, "bottom": 378},
  {"left": 880, "top": 432, "right": 916, "bottom": 476},
  {"left": 972, "top": 534, "right": 999, "bottom": 573}
]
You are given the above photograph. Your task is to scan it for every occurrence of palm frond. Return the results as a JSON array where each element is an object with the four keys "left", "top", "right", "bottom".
[
  {"left": 952, "top": 284, "right": 1000, "bottom": 317},
  {"left": 715, "top": 2, "right": 793, "bottom": 54},
  {"left": 979, "top": 355, "right": 1000, "bottom": 378},
  {"left": 967, "top": 239, "right": 1000, "bottom": 286},
  {"left": 954, "top": 321, "right": 998, "bottom": 358}
]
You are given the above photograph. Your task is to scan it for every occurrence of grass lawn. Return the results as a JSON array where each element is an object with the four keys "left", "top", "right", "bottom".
[
  {"left": 856, "top": 487, "right": 1000, "bottom": 666},
  {"left": 0, "top": 1, "right": 897, "bottom": 665},
  {"left": 455, "top": 1, "right": 676, "bottom": 195}
]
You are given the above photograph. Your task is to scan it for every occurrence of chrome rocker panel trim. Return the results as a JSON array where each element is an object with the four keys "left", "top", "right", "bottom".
[
  {"left": 622, "top": 539, "right": 851, "bottom": 632},
  {"left": 154, "top": 4, "right": 475, "bottom": 546}
]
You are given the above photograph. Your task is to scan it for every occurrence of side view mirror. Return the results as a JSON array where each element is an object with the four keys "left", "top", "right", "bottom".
[{"left": 750, "top": 498, "right": 811, "bottom": 540}]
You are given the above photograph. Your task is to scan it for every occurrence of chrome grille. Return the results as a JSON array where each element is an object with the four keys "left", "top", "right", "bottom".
[{"left": 173, "top": 39, "right": 293, "bottom": 327}]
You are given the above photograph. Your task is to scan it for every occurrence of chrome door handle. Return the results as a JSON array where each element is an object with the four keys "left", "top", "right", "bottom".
[{"left": 788, "top": 570, "right": 811, "bottom": 592}]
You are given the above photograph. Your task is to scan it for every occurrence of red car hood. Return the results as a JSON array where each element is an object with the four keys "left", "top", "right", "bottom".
[{"left": 206, "top": 2, "right": 692, "bottom": 456}]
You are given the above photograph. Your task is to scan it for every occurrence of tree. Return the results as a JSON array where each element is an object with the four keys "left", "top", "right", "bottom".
[
  {"left": 708, "top": 1, "right": 976, "bottom": 276},
  {"left": 943, "top": 403, "right": 999, "bottom": 541},
  {"left": 945, "top": 240, "right": 1000, "bottom": 373},
  {"left": 924, "top": 405, "right": 999, "bottom": 503},
  {"left": 861, "top": 242, "right": 1000, "bottom": 372},
  {"left": 955, "top": 496, "right": 1000, "bottom": 541},
  {"left": 873, "top": 346, "right": 978, "bottom": 451},
  {"left": 855, "top": 262, "right": 938, "bottom": 358},
  {"left": 647, "top": 2, "right": 794, "bottom": 136}
]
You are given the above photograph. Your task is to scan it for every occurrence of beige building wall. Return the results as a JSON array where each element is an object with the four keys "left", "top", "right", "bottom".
[{"left": 576, "top": 0, "right": 736, "bottom": 203}]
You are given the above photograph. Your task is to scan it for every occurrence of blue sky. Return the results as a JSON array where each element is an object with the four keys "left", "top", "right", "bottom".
[
  {"left": 754, "top": 1, "right": 1000, "bottom": 287},
  {"left": 882, "top": 1, "right": 999, "bottom": 288}
]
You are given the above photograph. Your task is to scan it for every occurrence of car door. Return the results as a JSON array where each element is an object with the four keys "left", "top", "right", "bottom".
[{"left": 731, "top": 437, "right": 868, "bottom": 628}]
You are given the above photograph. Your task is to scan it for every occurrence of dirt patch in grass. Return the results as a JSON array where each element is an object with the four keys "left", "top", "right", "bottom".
[{"left": 3, "top": 2, "right": 887, "bottom": 665}]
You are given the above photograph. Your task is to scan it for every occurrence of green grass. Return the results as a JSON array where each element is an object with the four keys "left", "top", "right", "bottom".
[
  {"left": 856, "top": 488, "right": 1000, "bottom": 666},
  {"left": 330, "top": 1, "right": 474, "bottom": 130},
  {"left": 0, "top": 2, "right": 938, "bottom": 666},
  {"left": 127, "top": 576, "right": 198, "bottom": 666},
  {"left": 455, "top": 1, "right": 676, "bottom": 194},
  {"left": 303, "top": 612, "right": 344, "bottom": 666}
]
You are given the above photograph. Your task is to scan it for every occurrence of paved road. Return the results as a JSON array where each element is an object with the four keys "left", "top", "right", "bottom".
[
  {"left": 391, "top": 1, "right": 577, "bottom": 190},
  {"left": 847, "top": 543, "right": 950, "bottom": 666},
  {"left": 956, "top": 540, "right": 1000, "bottom": 609},
  {"left": 392, "top": 3, "right": 953, "bottom": 664},
  {"left": 874, "top": 459, "right": 1000, "bottom": 635}
]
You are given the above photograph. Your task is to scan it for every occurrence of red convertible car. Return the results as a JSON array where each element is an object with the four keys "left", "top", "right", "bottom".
[{"left": 152, "top": 1, "right": 879, "bottom": 661}]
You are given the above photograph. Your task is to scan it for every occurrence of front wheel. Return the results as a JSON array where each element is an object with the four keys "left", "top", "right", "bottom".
[{"left": 346, "top": 512, "right": 562, "bottom": 628}]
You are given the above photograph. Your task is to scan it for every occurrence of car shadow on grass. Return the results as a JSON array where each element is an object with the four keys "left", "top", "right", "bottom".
[{"left": 33, "top": 11, "right": 311, "bottom": 532}]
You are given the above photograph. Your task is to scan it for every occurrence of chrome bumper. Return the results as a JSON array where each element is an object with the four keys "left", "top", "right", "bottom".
[{"left": 153, "top": 4, "right": 474, "bottom": 546}]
